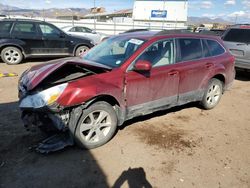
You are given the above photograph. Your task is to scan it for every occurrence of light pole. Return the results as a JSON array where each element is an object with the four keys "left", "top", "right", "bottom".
[
  {"left": 68, "top": 8, "right": 74, "bottom": 26},
  {"left": 235, "top": 14, "right": 238, "bottom": 24},
  {"left": 94, "top": 0, "right": 96, "bottom": 30}
]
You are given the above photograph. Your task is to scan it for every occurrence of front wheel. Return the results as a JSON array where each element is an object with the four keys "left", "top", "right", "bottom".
[
  {"left": 1, "top": 46, "right": 23, "bottom": 65},
  {"left": 74, "top": 101, "right": 118, "bottom": 149},
  {"left": 201, "top": 78, "right": 223, "bottom": 110},
  {"left": 75, "top": 45, "right": 89, "bottom": 57}
]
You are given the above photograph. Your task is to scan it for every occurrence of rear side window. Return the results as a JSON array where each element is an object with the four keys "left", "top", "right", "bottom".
[
  {"left": 206, "top": 40, "right": 225, "bottom": 56},
  {"left": 223, "top": 29, "right": 250, "bottom": 43},
  {"left": 202, "top": 40, "right": 211, "bottom": 57},
  {"left": 179, "top": 38, "right": 202, "bottom": 61},
  {"left": 13, "top": 23, "right": 37, "bottom": 35},
  {"left": 0, "top": 22, "right": 12, "bottom": 34}
]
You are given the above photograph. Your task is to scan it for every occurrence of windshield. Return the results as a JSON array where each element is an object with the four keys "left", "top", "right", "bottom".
[{"left": 83, "top": 36, "right": 146, "bottom": 68}]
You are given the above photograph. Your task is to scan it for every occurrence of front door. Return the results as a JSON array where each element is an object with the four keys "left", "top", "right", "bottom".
[
  {"left": 125, "top": 39, "right": 179, "bottom": 118},
  {"left": 38, "top": 23, "right": 68, "bottom": 55}
]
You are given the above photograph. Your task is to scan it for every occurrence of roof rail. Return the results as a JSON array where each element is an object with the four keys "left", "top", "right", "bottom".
[
  {"left": 155, "top": 29, "right": 192, "bottom": 36},
  {"left": 2, "top": 18, "right": 42, "bottom": 22}
]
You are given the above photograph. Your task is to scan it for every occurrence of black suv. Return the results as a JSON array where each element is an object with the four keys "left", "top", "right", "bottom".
[
  {"left": 0, "top": 19, "right": 94, "bottom": 64},
  {"left": 222, "top": 25, "right": 250, "bottom": 70}
]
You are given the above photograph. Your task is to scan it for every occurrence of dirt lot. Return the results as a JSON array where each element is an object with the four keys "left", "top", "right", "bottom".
[{"left": 0, "top": 60, "right": 249, "bottom": 188}]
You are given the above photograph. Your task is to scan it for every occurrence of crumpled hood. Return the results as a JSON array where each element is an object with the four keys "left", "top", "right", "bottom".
[{"left": 20, "top": 57, "right": 112, "bottom": 91}]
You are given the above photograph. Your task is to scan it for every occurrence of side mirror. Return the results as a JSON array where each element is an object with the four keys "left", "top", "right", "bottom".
[
  {"left": 134, "top": 60, "right": 152, "bottom": 71},
  {"left": 59, "top": 32, "right": 66, "bottom": 38},
  {"left": 92, "top": 30, "right": 97, "bottom": 34}
]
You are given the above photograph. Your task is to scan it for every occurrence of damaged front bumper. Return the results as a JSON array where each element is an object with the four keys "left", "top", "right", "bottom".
[
  {"left": 20, "top": 108, "right": 74, "bottom": 154},
  {"left": 21, "top": 109, "right": 70, "bottom": 132}
]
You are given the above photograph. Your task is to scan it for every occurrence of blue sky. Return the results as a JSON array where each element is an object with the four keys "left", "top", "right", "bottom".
[{"left": 0, "top": 0, "right": 249, "bottom": 22}]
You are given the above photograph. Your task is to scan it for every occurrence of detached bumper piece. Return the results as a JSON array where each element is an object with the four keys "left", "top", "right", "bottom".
[
  {"left": 21, "top": 110, "right": 74, "bottom": 153},
  {"left": 36, "top": 132, "right": 74, "bottom": 154}
]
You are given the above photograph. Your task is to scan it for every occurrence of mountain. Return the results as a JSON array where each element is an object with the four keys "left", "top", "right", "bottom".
[
  {"left": 187, "top": 16, "right": 232, "bottom": 25},
  {"left": 0, "top": 3, "right": 21, "bottom": 11},
  {"left": 0, "top": 4, "right": 90, "bottom": 18}
]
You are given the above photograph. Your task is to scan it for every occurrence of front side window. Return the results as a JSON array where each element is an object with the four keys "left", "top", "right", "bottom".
[
  {"left": 223, "top": 29, "right": 250, "bottom": 43},
  {"left": 69, "top": 27, "right": 76, "bottom": 32},
  {"left": 179, "top": 38, "right": 202, "bottom": 61},
  {"left": 13, "top": 23, "right": 37, "bottom": 35},
  {"left": 136, "top": 39, "right": 174, "bottom": 67},
  {"left": 206, "top": 40, "right": 225, "bottom": 56},
  {"left": 39, "top": 24, "right": 61, "bottom": 37},
  {"left": 83, "top": 36, "right": 146, "bottom": 68},
  {"left": 0, "top": 22, "right": 12, "bottom": 34},
  {"left": 73, "top": 27, "right": 92, "bottom": 33}
]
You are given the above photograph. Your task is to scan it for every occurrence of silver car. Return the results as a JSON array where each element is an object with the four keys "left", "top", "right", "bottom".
[
  {"left": 61, "top": 26, "right": 108, "bottom": 45},
  {"left": 222, "top": 25, "right": 250, "bottom": 70}
]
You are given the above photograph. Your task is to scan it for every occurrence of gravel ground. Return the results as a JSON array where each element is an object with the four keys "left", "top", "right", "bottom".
[{"left": 0, "top": 60, "right": 249, "bottom": 188}]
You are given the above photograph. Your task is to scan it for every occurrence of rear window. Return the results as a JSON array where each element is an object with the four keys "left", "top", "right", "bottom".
[
  {"left": 179, "top": 38, "right": 202, "bottom": 61},
  {"left": 206, "top": 40, "right": 225, "bottom": 56},
  {"left": 223, "top": 29, "right": 250, "bottom": 43},
  {"left": 0, "top": 22, "right": 12, "bottom": 34}
]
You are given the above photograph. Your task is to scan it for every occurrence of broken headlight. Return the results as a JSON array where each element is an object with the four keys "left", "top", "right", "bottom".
[{"left": 19, "top": 83, "right": 68, "bottom": 109}]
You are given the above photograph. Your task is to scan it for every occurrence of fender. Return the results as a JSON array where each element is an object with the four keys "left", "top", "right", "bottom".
[
  {"left": 200, "top": 63, "right": 226, "bottom": 90},
  {"left": 0, "top": 39, "right": 26, "bottom": 56}
]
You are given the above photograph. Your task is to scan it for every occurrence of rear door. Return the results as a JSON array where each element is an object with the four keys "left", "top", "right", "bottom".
[
  {"left": 223, "top": 28, "right": 250, "bottom": 68},
  {"left": 176, "top": 38, "right": 210, "bottom": 103},
  {"left": 38, "top": 23, "right": 69, "bottom": 55},
  {"left": 11, "top": 22, "right": 43, "bottom": 55},
  {"left": 125, "top": 39, "right": 179, "bottom": 116}
]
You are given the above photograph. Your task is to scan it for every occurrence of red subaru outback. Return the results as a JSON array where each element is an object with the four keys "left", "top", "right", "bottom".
[{"left": 18, "top": 31, "right": 235, "bottom": 152}]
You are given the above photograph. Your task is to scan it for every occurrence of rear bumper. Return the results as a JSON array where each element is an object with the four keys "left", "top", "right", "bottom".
[{"left": 235, "top": 59, "right": 250, "bottom": 70}]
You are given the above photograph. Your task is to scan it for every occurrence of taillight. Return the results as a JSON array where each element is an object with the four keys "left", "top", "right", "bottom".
[{"left": 230, "top": 55, "right": 235, "bottom": 64}]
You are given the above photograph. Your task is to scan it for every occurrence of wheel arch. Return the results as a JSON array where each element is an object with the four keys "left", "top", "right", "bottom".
[
  {"left": 73, "top": 44, "right": 90, "bottom": 56},
  {"left": 0, "top": 44, "right": 26, "bottom": 57},
  {"left": 84, "top": 94, "right": 126, "bottom": 126},
  {"left": 211, "top": 74, "right": 226, "bottom": 92}
]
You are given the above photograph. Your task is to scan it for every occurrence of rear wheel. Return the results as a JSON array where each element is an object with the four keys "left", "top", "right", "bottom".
[
  {"left": 74, "top": 101, "right": 118, "bottom": 149},
  {"left": 1, "top": 46, "right": 23, "bottom": 65},
  {"left": 201, "top": 78, "right": 223, "bottom": 109},
  {"left": 75, "top": 45, "right": 89, "bottom": 57}
]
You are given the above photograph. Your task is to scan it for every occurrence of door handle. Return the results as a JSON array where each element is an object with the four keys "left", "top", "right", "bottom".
[
  {"left": 168, "top": 71, "right": 179, "bottom": 76},
  {"left": 205, "top": 63, "right": 214, "bottom": 68}
]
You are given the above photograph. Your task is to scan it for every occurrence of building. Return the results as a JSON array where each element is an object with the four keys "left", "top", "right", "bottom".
[
  {"left": 133, "top": 0, "right": 188, "bottom": 26},
  {"left": 90, "top": 7, "right": 106, "bottom": 13}
]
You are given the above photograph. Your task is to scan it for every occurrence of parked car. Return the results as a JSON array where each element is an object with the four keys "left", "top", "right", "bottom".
[
  {"left": 18, "top": 30, "right": 235, "bottom": 151},
  {"left": 222, "top": 25, "right": 250, "bottom": 70},
  {"left": 61, "top": 26, "right": 108, "bottom": 44},
  {"left": 123, "top": 28, "right": 150, "bottom": 33},
  {"left": 195, "top": 27, "right": 209, "bottom": 33},
  {"left": 0, "top": 19, "right": 95, "bottom": 65},
  {"left": 200, "top": 29, "right": 225, "bottom": 36}
]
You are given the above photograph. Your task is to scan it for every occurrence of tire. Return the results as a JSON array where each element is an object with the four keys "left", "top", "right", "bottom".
[
  {"left": 201, "top": 78, "right": 223, "bottom": 110},
  {"left": 75, "top": 45, "right": 89, "bottom": 57},
  {"left": 74, "top": 101, "right": 118, "bottom": 149},
  {"left": 1, "top": 46, "right": 23, "bottom": 65}
]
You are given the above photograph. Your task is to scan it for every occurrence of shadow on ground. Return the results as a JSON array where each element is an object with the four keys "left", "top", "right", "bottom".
[
  {"left": 235, "top": 69, "right": 250, "bottom": 81},
  {"left": 0, "top": 101, "right": 109, "bottom": 188},
  {"left": 112, "top": 167, "right": 152, "bottom": 188}
]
